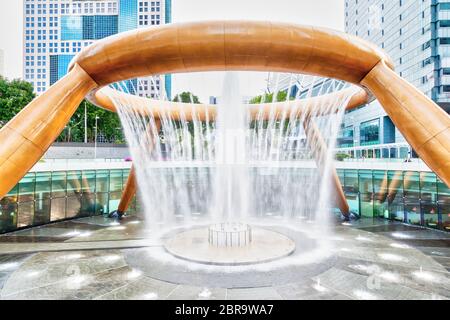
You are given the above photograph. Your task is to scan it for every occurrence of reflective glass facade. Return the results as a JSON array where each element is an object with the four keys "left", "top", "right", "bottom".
[
  {"left": 1, "top": 168, "right": 448, "bottom": 234},
  {"left": 50, "top": 54, "right": 75, "bottom": 85},
  {"left": 61, "top": 16, "right": 83, "bottom": 41},
  {"left": 82, "top": 15, "right": 118, "bottom": 40},
  {"left": 118, "top": 0, "right": 137, "bottom": 32},
  {"left": 338, "top": 169, "right": 450, "bottom": 231},
  {"left": 337, "top": 126, "right": 354, "bottom": 148},
  {"left": 345, "top": 0, "right": 436, "bottom": 99},
  {"left": 0, "top": 169, "right": 136, "bottom": 234},
  {"left": 165, "top": 0, "right": 172, "bottom": 24},
  {"left": 24, "top": 0, "right": 171, "bottom": 97},
  {"left": 341, "top": 0, "right": 450, "bottom": 160},
  {"left": 359, "top": 119, "right": 380, "bottom": 146}
]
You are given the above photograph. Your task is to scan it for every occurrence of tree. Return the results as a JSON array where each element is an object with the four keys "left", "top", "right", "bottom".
[
  {"left": 172, "top": 91, "right": 201, "bottom": 104},
  {"left": 249, "top": 91, "right": 289, "bottom": 104},
  {"left": 0, "top": 77, "right": 124, "bottom": 143},
  {"left": 57, "top": 100, "right": 125, "bottom": 143},
  {"left": 0, "top": 77, "right": 35, "bottom": 128}
]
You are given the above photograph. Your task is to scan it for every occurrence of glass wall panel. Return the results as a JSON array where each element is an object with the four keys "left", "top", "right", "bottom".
[
  {"left": 66, "top": 195, "right": 82, "bottom": 218},
  {"left": 109, "top": 191, "right": 122, "bottom": 212},
  {"left": 360, "top": 118, "right": 380, "bottom": 146},
  {"left": 96, "top": 170, "right": 110, "bottom": 193},
  {"left": 399, "top": 147, "right": 409, "bottom": 159},
  {"left": 34, "top": 172, "right": 52, "bottom": 225},
  {"left": 34, "top": 198, "right": 51, "bottom": 225},
  {"left": 390, "top": 148, "right": 397, "bottom": 158},
  {"left": 337, "top": 126, "right": 354, "bottom": 148},
  {"left": 344, "top": 170, "right": 359, "bottom": 215},
  {"left": 0, "top": 196, "right": 18, "bottom": 233},
  {"left": 375, "top": 149, "right": 381, "bottom": 159},
  {"left": 67, "top": 171, "right": 82, "bottom": 196},
  {"left": 51, "top": 172, "right": 67, "bottom": 198},
  {"left": 122, "top": 169, "right": 129, "bottom": 190},
  {"left": 437, "top": 178, "right": 450, "bottom": 231},
  {"left": 35, "top": 172, "right": 51, "bottom": 199},
  {"left": 359, "top": 170, "right": 374, "bottom": 218},
  {"left": 18, "top": 173, "right": 35, "bottom": 203},
  {"left": 387, "top": 171, "right": 404, "bottom": 221},
  {"left": 17, "top": 201, "right": 34, "bottom": 228},
  {"left": 127, "top": 197, "right": 137, "bottom": 215},
  {"left": 404, "top": 171, "right": 421, "bottom": 226},
  {"left": 50, "top": 197, "right": 66, "bottom": 221},
  {"left": 80, "top": 193, "right": 96, "bottom": 217},
  {"left": 80, "top": 170, "right": 96, "bottom": 217},
  {"left": 110, "top": 170, "right": 123, "bottom": 192},
  {"left": 0, "top": 183, "right": 18, "bottom": 233},
  {"left": 337, "top": 169, "right": 345, "bottom": 187},
  {"left": 95, "top": 193, "right": 109, "bottom": 215},
  {"left": 373, "top": 170, "right": 388, "bottom": 218},
  {"left": 81, "top": 170, "right": 96, "bottom": 193},
  {"left": 420, "top": 172, "right": 438, "bottom": 229}
]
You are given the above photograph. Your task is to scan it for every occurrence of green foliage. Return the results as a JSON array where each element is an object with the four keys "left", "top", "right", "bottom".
[
  {"left": 56, "top": 100, "right": 125, "bottom": 143},
  {"left": 172, "top": 91, "right": 201, "bottom": 104},
  {"left": 0, "top": 76, "right": 123, "bottom": 143},
  {"left": 249, "top": 91, "right": 290, "bottom": 104},
  {"left": 0, "top": 80, "right": 203, "bottom": 144},
  {"left": 335, "top": 153, "right": 350, "bottom": 162},
  {"left": 0, "top": 77, "right": 35, "bottom": 127}
]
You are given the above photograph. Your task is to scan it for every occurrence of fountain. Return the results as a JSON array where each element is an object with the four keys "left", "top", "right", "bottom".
[
  {"left": 208, "top": 223, "right": 251, "bottom": 248},
  {"left": 111, "top": 71, "right": 356, "bottom": 278}
]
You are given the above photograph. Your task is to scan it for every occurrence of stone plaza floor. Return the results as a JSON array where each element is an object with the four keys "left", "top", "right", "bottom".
[{"left": 0, "top": 216, "right": 448, "bottom": 300}]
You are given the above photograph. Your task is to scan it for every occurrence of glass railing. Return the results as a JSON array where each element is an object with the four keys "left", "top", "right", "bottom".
[
  {"left": 337, "top": 169, "right": 450, "bottom": 231},
  {"left": 0, "top": 167, "right": 449, "bottom": 233},
  {"left": 0, "top": 168, "right": 137, "bottom": 234}
]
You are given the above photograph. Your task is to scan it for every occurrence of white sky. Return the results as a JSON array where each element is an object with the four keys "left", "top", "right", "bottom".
[{"left": 0, "top": 0, "right": 345, "bottom": 102}]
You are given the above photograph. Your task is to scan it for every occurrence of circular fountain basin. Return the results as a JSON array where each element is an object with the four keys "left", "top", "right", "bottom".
[{"left": 164, "top": 225, "right": 295, "bottom": 266}]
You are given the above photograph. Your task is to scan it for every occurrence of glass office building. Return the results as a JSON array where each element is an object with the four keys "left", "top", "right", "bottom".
[
  {"left": 24, "top": 0, "right": 172, "bottom": 99},
  {"left": 339, "top": 0, "right": 450, "bottom": 157},
  {"left": 271, "top": 1, "right": 450, "bottom": 159}
]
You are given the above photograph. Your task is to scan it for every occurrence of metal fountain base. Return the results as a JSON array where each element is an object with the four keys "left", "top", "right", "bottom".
[{"left": 164, "top": 223, "right": 296, "bottom": 266}]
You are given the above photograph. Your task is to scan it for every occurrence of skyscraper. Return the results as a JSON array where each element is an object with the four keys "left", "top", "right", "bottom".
[
  {"left": 23, "top": 0, "right": 172, "bottom": 98},
  {"left": 340, "top": 0, "right": 450, "bottom": 157},
  {"left": 345, "top": 1, "right": 447, "bottom": 107},
  {"left": 265, "top": 1, "right": 450, "bottom": 159}
]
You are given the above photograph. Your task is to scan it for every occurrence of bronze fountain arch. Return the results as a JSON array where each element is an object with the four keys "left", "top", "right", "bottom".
[{"left": 0, "top": 20, "right": 449, "bottom": 207}]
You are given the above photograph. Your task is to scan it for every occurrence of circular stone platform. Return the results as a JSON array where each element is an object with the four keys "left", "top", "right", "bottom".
[{"left": 164, "top": 225, "right": 296, "bottom": 265}]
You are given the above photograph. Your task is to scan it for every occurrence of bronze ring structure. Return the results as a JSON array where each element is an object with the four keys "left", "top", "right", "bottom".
[{"left": 0, "top": 20, "right": 449, "bottom": 212}]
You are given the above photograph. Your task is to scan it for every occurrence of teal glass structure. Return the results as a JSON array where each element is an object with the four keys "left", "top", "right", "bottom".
[
  {"left": 0, "top": 168, "right": 448, "bottom": 234},
  {"left": 338, "top": 169, "right": 450, "bottom": 230},
  {"left": 0, "top": 169, "right": 136, "bottom": 233}
]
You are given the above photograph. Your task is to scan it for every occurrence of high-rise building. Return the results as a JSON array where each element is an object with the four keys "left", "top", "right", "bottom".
[
  {"left": 340, "top": 0, "right": 450, "bottom": 157},
  {"left": 266, "top": 1, "right": 450, "bottom": 159},
  {"left": 271, "top": 1, "right": 448, "bottom": 159},
  {"left": 23, "top": 0, "right": 172, "bottom": 98},
  {"left": 345, "top": 0, "right": 447, "bottom": 106}
]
